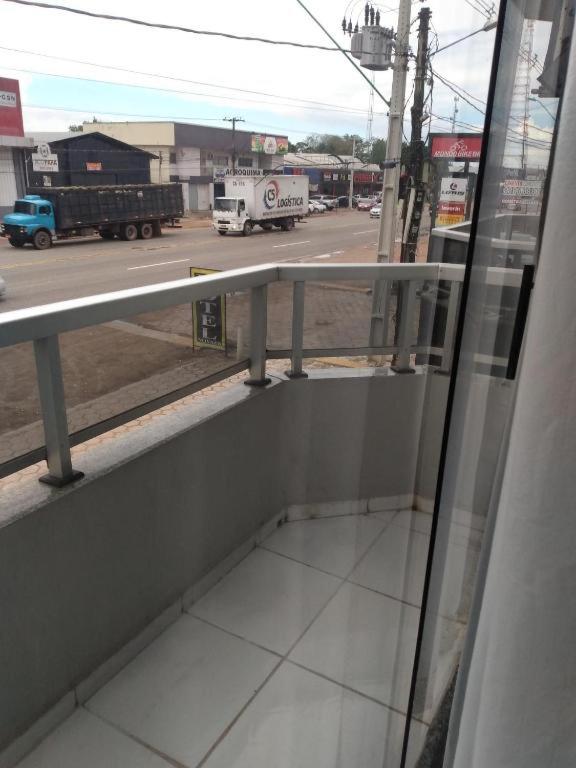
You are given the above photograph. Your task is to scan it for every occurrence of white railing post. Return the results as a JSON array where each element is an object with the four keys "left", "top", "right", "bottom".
[
  {"left": 392, "top": 280, "right": 417, "bottom": 373},
  {"left": 439, "top": 281, "right": 461, "bottom": 374},
  {"left": 286, "top": 281, "right": 307, "bottom": 379},
  {"left": 33, "top": 336, "right": 84, "bottom": 486},
  {"left": 244, "top": 285, "right": 271, "bottom": 386}
]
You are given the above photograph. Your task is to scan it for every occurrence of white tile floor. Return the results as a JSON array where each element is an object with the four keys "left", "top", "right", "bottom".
[{"left": 17, "top": 509, "right": 438, "bottom": 768}]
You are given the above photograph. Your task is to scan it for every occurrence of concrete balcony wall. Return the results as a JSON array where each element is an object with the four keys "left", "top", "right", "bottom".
[{"left": 1, "top": 369, "right": 430, "bottom": 753}]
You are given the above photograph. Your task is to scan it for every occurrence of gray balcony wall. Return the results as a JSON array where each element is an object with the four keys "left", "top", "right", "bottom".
[{"left": 1, "top": 370, "right": 432, "bottom": 751}]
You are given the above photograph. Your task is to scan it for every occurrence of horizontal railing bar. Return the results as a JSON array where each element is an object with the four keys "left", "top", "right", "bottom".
[
  {"left": 268, "top": 345, "right": 430, "bottom": 359},
  {"left": 0, "top": 265, "right": 279, "bottom": 348},
  {"left": 0, "top": 262, "right": 525, "bottom": 349},
  {"left": 0, "top": 446, "right": 47, "bottom": 481},
  {"left": 437, "top": 263, "right": 523, "bottom": 287},
  {"left": 431, "top": 227, "right": 537, "bottom": 252},
  {"left": 278, "top": 263, "right": 440, "bottom": 282},
  {"left": 0, "top": 360, "right": 250, "bottom": 481}
]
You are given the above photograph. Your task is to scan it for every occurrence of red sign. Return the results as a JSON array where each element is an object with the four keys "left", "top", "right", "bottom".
[
  {"left": 0, "top": 78, "right": 24, "bottom": 137},
  {"left": 86, "top": 162, "right": 102, "bottom": 171},
  {"left": 431, "top": 133, "right": 482, "bottom": 160},
  {"left": 438, "top": 202, "right": 465, "bottom": 215}
]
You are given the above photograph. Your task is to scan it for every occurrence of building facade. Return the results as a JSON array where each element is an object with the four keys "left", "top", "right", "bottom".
[
  {"left": 25, "top": 132, "right": 155, "bottom": 189},
  {"left": 0, "top": 78, "right": 33, "bottom": 216},
  {"left": 283, "top": 153, "right": 384, "bottom": 197},
  {"left": 82, "top": 122, "right": 289, "bottom": 211}
]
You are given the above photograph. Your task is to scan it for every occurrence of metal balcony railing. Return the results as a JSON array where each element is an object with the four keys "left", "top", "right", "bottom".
[{"left": 0, "top": 262, "right": 521, "bottom": 486}]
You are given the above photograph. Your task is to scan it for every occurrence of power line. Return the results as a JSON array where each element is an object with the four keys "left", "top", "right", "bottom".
[
  {"left": 21, "top": 104, "right": 373, "bottom": 139},
  {"left": 430, "top": 66, "right": 555, "bottom": 140},
  {"left": 430, "top": 111, "right": 550, "bottom": 150},
  {"left": 1, "top": 0, "right": 350, "bottom": 53},
  {"left": 1, "top": 64, "right": 386, "bottom": 119},
  {"left": 0, "top": 43, "right": 379, "bottom": 116},
  {"left": 464, "top": 0, "right": 492, "bottom": 20},
  {"left": 294, "top": 0, "right": 391, "bottom": 107}
]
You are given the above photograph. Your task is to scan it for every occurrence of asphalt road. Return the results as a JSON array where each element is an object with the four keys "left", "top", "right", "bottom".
[{"left": 0, "top": 211, "right": 380, "bottom": 312}]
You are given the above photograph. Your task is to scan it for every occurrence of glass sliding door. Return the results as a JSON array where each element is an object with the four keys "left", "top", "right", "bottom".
[{"left": 401, "top": 1, "right": 569, "bottom": 765}]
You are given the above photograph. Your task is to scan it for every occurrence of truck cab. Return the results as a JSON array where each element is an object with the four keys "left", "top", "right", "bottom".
[
  {"left": 213, "top": 197, "right": 249, "bottom": 235},
  {"left": 1, "top": 195, "right": 55, "bottom": 249}
]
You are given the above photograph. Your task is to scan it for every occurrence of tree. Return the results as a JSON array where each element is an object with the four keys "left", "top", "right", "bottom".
[{"left": 68, "top": 124, "right": 83, "bottom": 132}]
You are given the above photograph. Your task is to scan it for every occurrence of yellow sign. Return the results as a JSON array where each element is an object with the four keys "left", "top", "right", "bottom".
[
  {"left": 190, "top": 267, "right": 226, "bottom": 351},
  {"left": 437, "top": 213, "right": 465, "bottom": 227}
]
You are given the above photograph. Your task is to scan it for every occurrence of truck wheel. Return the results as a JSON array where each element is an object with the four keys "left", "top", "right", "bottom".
[
  {"left": 120, "top": 223, "right": 138, "bottom": 241},
  {"left": 99, "top": 231, "right": 115, "bottom": 240},
  {"left": 139, "top": 223, "right": 154, "bottom": 240},
  {"left": 33, "top": 230, "right": 52, "bottom": 250},
  {"left": 242, "top": 221, "right": 253, "bottom": 237},
  {"left": 152, "top": 221, "right": 162, "bottom": 237},
  {"left": 281, "top": 217, "right": 295, "bottom": 232},
  {"left": 8, "top": 237, "right": 25, "bottom": 248}
]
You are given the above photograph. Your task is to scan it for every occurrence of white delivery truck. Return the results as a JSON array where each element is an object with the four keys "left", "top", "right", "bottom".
[{"left": 213, "top": 175, "right": 308, "bottom": 236}]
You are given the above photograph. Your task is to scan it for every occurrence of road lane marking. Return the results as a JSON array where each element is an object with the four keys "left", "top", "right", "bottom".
[
  {"left": 353, "top": 229, "right": 377, "bottom": 235},
  {"left": 313, "top": 254, "right": 331, "bottom": 259},
  {"left": 127, "top": 258, "right": 191, "bottom": 270},
  {"left": 272, "top": 240, "right": 311, "bottom": 248}
]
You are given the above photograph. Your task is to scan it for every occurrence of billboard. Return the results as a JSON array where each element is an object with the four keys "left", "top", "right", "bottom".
[
  {"left": 32, "top": 142, "right": 59, "bottom": 173},
  {"left": 251, "top": 134, "right": 289, "bottom": 155},
  {"left": 437, "top": 177, "right": 468, "bottom": 226},
  {"left": 190, "top": 267, "right": 226, "bottom": 351},
  {"left": 430, "top": 133, "right": 482, "bottom": 160},
  {"left": 0, "top": 77, "right": 24, "bottom": 137},
  {"left": 500, "top": 178, "right": 544, "bottom": 211}
]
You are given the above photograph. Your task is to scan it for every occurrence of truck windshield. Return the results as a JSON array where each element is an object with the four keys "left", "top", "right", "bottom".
[
  {"left": 14, "top": 201, "right": 36, "bottom": 215},
  {"left": 214, "top": 198, "right": 238, "bottom": 213}
]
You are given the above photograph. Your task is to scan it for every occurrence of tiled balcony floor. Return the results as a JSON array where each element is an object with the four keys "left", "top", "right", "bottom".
[{"left": 18, "top": 509, "right": 440, "bottom": 768}]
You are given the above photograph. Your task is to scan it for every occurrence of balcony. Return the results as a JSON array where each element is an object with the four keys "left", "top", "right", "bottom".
[{"left": 0, "top": 264, "right": 514, "bottom": 767}]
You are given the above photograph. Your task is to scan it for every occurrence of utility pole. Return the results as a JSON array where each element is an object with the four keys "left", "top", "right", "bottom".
[
  {"left": 349, "top": 136, "right": 356, "bottom": 209},
  {"left": 369, "top": 0, "right": 412, "bottom": 347},
  {"left": 451, "top": 95, "right": 459, "bottom": 131},
  {"left": 401, "top": 6, "right": 431, "bottom": 263},
  {"left": 224, "top": 116, "right": 245, "bottom": 174}
]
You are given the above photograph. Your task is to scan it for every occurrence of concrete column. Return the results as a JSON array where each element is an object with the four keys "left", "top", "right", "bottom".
[{"left": 450, "top": 26, "right": 576, "bottom": 768}]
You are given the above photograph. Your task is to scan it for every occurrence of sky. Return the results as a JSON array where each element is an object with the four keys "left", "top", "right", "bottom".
[{"left": 0, "top": 0, "right": 556, "bottom": 159}]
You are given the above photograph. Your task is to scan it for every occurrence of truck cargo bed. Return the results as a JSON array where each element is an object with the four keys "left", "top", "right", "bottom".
[{"left": 27, "top": 184, "right": 184, "bottom": 230}]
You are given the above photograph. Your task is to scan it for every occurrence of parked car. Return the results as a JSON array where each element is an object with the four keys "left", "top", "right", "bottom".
[
  {"left": 337, "top": 196, "right": 350, "bottom": 208},
  {"left": 308, "top": 199, "right": 327, "bottom": 214},
  {"left": 0, "top": 274, "right": 6, "bottom": 299},
  {"left": 357, "top": 197, "right": 378, "bottom": 211},
  {"left": 310, "top": 195, "right": 339, "bottom": 210},
  {"left": 369, "top": 205, "right": 382, "bottom": 219}
]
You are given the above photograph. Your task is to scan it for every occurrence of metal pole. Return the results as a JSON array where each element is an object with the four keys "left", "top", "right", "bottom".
[
  {"left": 34, "top": 335, "right": 84, "bottom": 486},
  {"left": 348, "top": 137, "right": 355, "bottom": 209},
  {"left": 286, "top": 281, "right": 307, "bottom": 378},
  {"left": 369, "top": 0, "right": 412, "bottom": 347},
  {"left": 244, "top": 285, "right": 271, "bottom": 386}
]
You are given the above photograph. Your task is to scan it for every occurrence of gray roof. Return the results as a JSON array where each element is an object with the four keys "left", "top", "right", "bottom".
[
  {"left": 283, "top": 153, "right": 380, "bottom": 172},
  {"left": 25, "top": 131, "right": 74, "bottom": 144}
]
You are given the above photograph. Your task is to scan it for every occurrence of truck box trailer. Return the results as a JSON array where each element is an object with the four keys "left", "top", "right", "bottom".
[
  {"left": 213, "top": 175, "right": 308, "bottom": 236},
  {"left": 1, "top": 183, "right": 184, "bottom": 249}
]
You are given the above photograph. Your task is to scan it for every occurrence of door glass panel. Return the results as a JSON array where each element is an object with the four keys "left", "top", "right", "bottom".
[{"left": 402, "top": 1, "right": 567, "bottom": 764}]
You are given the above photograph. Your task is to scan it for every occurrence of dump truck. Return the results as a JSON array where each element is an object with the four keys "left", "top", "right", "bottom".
[
  {"left": 0, "top": 183, "right": 184, "bottom": 249},
  {"left": 213, "top": 175, "right": 308, "bottom": 236}
]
